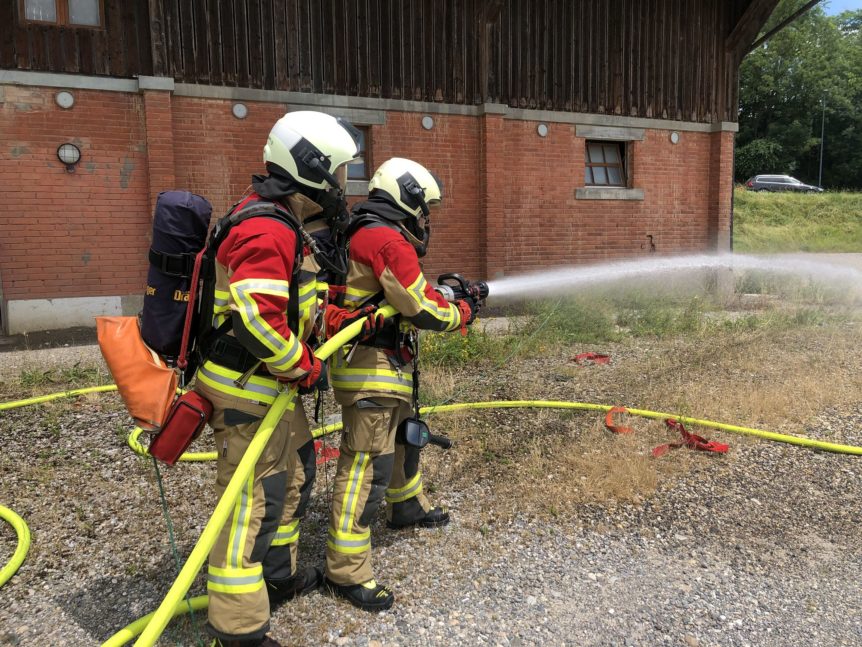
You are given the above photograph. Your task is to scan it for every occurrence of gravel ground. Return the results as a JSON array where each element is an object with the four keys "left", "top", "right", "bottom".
[{"left": 1, "top": 320, "right": 861, "bottom": 647}]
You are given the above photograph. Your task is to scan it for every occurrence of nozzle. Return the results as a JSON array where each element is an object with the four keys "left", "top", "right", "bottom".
[
  {"left": 435, "top": 273, "right": 490, "bottom": 304},
  {"left": 468, "top": 280, "right": 489, "bottom": 302}
]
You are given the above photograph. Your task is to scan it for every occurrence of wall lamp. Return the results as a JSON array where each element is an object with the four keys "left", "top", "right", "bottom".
[{"left": 57, "top": 143, "right": 81, "bottom": 173}]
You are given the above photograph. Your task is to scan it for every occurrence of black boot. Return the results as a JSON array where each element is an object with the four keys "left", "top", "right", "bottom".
[
  {"left": 387, "top": 497, "right": 451, "bottom": 529},
  {"left": 213, "top": 635, "right": 284, "bottom": 647},
  {"left": 267, "top": 566, "right": 323, "bottom": 607},
  {"left": 324, "top": 577, "right": 394, "bottom": 611}
]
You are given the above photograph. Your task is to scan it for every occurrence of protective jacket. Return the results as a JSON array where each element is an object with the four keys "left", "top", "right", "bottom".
[
  {"left": 195, "top": 192, "right": 322, "bottom": 413},
  {"left": 330, "top": 208, "right": 462, "bottom": 405}
]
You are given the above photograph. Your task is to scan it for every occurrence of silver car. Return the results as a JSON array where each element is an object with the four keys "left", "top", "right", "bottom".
[{"left": 745, "top": 175, "right": 824, "bottom": 193}]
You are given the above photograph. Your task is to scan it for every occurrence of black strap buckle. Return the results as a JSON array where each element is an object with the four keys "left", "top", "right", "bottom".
[{"left": 149, "top": 248, "right": 196, "bottom": 278}]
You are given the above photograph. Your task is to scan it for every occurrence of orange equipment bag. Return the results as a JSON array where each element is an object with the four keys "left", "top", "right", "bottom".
[{"left": 96, "top": 316, "right": 178, "bottom": 431}]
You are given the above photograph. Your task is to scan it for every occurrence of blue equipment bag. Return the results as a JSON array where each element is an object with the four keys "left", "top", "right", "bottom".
[{"left": 141, "top": 191, "right": 212, "bottom": 361}]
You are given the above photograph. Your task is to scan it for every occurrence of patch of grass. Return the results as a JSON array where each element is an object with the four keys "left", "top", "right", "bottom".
[
  {"left": 420, "top": 327, "right": 507, "bottom": 367},
  {"left": 733, "top": 189, "right": 862, "bottom": 252},
  {"left": 17, "top": 362, "right": 107, "bottom": 391},
  {"left": 519, "top": 297, "right": 621, "bottom": 347}
]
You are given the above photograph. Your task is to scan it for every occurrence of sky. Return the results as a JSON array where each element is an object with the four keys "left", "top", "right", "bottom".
[{"left": 823, "top": 0, "right": 862, "bottom": 14}]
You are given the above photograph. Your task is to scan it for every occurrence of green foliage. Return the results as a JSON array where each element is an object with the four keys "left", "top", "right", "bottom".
[
  {"left": 420, "top": 327, "right": 506, "bottom": 367},
  {"left": 735, "top": 139, "right": 784, "bottom": 181},
  {"left": 520, "top": 298, "right": 621, "bottom": 346},
  {"left": 738, "top": 3, "right": 862, "bottom": 189},
  {"left": 734, "top": 188, "right": 862, "bottom": 251},
  {"left": 18, "top": 362, "right": 107, "bottom": 389}
]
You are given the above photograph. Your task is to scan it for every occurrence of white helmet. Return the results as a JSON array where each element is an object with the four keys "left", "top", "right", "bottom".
[
  {"left": 263, "top": 111, "right": 361, "bottom": 191},
  {"left": 367, "top": 158, "right": 443, "bottom": 220}
]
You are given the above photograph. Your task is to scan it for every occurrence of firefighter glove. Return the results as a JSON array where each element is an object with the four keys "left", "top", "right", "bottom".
[
  {"left": 456, "top": 298, "right": 478, "bottom": 326},
  {"left": 294, "top": 354, "right": 328, "bottom": 393},
  {"left": 324, "top": 303, "right": 386, "bottom": 341}
]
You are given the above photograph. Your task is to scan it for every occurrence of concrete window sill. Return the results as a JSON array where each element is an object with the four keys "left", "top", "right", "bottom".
[{"left": 575, "top": 187, "right": 644, "bottom": 201}]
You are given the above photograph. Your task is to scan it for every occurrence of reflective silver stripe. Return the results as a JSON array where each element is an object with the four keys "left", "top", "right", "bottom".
[
  {"left": 408, "top": 277, "right": 452, "bottom": 320},
  {"left": 333, "top": 374, "right": 412, "bottom": 386},
  {"left": 328, "top": 530, "right": 371, "bottom": 549},
  {"left": 233, "top": 281, "right": 302, "bottom": 361},
  {"left": 198, "top": 364, "right": 279, "bottom": 399},
  {"left": 342, "top": 451, "right": 368, "bottom": 533},
  {"left": 230, "top": 478, "right": 252, "bottom": 568},
  {"left": 207, "top": 572, "right": 262, "bottom": 586},
  {"left": 298, "top": 286, "right": 317, "bottom": 306},
  {"left": 273, "top": 525, "right": 299, "bottom": 544},
  {"left": 387, "top": 476, "right": 422, "bottom": 499}
]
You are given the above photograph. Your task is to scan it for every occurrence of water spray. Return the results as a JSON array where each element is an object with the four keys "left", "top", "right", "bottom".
[{"left": 485, "top": 253, "right": 862, "bottom": 300}]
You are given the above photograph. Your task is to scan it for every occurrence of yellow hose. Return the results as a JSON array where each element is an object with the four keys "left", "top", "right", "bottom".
[
  {"left": 130, "top": 305, "right": 398, "bottom": 647},
  {"left": 0, "top": 384, "right": 117, "bottom": 410},
  {"left": 0, "top": 505, "right": 31, "bottom": 588},
  {"left": 1, "top": 311, "right": 860, "bottom": 644},
  {"left": 420, "top": 401, "right": 862, "bottom": 456},
  {"left": 100, "top": 596, "right": 209, "bottom": 647}
]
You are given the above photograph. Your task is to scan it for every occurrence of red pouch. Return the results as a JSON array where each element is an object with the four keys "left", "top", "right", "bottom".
[{"left": 148, "top": 391, "right": 213, "bottom": 465}]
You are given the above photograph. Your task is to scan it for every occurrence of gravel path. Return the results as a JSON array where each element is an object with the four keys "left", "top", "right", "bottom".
[{"left": 1, "top": 329, "right": 860, "bottom": 647}]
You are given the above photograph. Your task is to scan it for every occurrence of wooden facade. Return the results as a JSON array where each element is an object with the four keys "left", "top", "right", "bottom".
[
  {"left": 1, "top": 0, "right": 152, "bottom": 78},
  {"left": 1, "top": 0, "right": 779, "bottom": 124}
]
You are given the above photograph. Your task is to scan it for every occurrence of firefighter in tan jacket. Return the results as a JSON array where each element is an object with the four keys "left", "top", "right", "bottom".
[
  {"left": 322, "top": 158, "right": 478, "bottom": 611},
  {"left": 195, "top": 111, "right": 361, "bottom": 647}
]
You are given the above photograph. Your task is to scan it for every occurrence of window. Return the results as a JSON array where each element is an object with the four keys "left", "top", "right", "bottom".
[
  {"left": 347, "top": 126, "right": 371, "bottom": 181},
  {"left": 584, "top": 141, "right": 627, "bottom": 187},
  {"left": 21, "top": 0, "right": 103, "bottom": 27}
]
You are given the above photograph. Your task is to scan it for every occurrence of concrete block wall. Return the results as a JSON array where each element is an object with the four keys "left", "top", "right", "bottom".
[{"left": 0, "top": 76, "right": 736, "bottom": 333}]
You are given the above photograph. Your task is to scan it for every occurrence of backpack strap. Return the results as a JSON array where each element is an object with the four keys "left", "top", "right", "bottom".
[{"left": 197, "top": 200, "right": 305, "bottom": 363}]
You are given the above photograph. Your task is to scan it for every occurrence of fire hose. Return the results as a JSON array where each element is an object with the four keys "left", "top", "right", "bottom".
[{"left": 1, "top": 305, "right": 862, "bottom": 645}]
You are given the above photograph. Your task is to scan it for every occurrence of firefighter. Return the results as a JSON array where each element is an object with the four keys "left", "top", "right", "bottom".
[
  {"left": 194, "top": 111, "right": 361, "bottom": 647},
  {"left": 322, "top": 158, "right": 478, "bottom": 611}
]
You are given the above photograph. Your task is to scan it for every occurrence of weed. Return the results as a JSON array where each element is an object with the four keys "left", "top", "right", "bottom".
[
  {"left": 18, "top": 362, "right": 107, "bottom": 391},
  {"left": 421, "top": 327, "right": 507, "bottom": 367}
]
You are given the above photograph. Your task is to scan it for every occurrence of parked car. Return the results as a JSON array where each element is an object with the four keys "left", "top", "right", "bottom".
[{"left": 745, "top": 175, "right": 824, "bottom": 193}]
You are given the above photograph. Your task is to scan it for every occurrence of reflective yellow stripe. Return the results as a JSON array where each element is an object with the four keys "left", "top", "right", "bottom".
[
  {"left": 196, "top": 361, "right": 296, "bottom": 410},
  {"left": 207, "top": 563, "right": 264, "bottom": 595},
  {"left": 330, "top": 367, "right": 414, "bottom": 395},
  {"left": 326, "top": 527, "right": 372, "bottom": 555},
  {"left": 230, "top": 278, "right": 304, "bottom": 369},
  {"left": 406, "top": 274, "right": 457, "bottom": 328},
  {"left": 214, "top": 289, "right": 230, "bottom": 307},
  {"left": 227, "top": 472, "right": 255, "bottom": 569},
  {"left": 337, "top": 451, "right": 370, "bottom": 534},
  {"left": 271, "top": 519, "right": 300, "bottom": 547},
  {"left": 385, "top": 471, "right": 423, "bottom": 503}
]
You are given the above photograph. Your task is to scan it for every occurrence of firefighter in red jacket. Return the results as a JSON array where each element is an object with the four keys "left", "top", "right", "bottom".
[
  {"left": 194, "top": 111, "right": 360, "bottom": 647},
  {"left": 322, "top": 158, "right": 478, "bottom": 611}
]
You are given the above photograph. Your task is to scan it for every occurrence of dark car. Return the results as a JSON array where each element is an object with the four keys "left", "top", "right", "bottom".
[{"left": 745, "top": 174, "right": 824, "bottom": 193}]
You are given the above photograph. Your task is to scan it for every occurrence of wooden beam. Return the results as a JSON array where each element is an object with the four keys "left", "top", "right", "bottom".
[
  {"left": 749, "top": 0, "right": 822, "bottom": 53},
  {"left": 147, "top": 0, "right": 167, "bottom": 76},
  {"left": 725, "top": 0, "right": 781, "bottom": 62}
]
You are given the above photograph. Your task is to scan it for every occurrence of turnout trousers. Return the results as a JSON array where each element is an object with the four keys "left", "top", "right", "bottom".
[
  {"left": 325, "top": 396, "right": 432, "bottom": 585},
  {"left": 196, "top": 379, "right": 316, "bottom": 642}
]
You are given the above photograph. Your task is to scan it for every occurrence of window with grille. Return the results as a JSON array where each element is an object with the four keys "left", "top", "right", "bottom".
[
  {"left": 21, "top": 0, "right": 103, "bottom": 28},
  {"left": 584, "top": 141, "right": 627, "bottom": 187}
]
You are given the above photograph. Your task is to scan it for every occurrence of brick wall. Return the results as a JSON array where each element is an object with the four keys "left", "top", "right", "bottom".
[
  {"left": 0, "top": 86, "right": 150, "bottom": 302},
  {"left": 0, "top": 84, "right": 733, "bottom": 330}
]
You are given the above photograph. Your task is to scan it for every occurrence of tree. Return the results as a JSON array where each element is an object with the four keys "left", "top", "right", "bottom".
[{"left": 737, "top": 2, "right": 862, "bottom": 189}]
